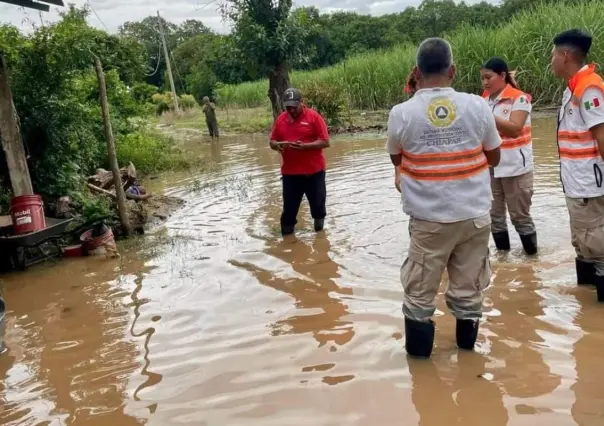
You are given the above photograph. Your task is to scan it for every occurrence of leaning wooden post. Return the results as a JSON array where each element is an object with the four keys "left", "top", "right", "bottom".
[
  {"left": 0, "top": 52, "right": 34, "bottom": 196},
  {"left": 93, "top": 56, "right": 131, "bottom": 236}
]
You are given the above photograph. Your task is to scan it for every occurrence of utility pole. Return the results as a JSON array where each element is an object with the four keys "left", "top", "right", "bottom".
[
  {"left": 0, "top": 53, "right": 34, "bottom": 197},
  {"left": 94, "top": 56, "right": 131, "bottom": 236},
  {"left": 157, "top": 11, "right": 180, "bottom": 117}
]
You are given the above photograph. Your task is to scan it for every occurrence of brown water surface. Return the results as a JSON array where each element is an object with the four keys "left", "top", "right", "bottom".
[{"left": 1, "top": 116, "right": 604, "bottom": 425}]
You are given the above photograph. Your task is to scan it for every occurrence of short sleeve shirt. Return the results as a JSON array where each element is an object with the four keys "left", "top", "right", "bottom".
[
  {"left": 385, "top": 87, "right": 501, "bottom": 222},
  {"left": 270, "top": 108, "right": 329, "bottom": 175},
  {"left": 511, "top": 94, "right": 532, "bottom": 114},
  {"left": 580, "top": 86, "right": 604, "bottom": 129}
]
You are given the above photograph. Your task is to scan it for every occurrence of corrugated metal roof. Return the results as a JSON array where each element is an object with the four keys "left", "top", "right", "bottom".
[{"left": 0, "top": 0, "right": 64, "bottom": 12}]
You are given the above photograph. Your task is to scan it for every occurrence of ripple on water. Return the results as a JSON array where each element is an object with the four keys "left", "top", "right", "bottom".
[{"left": 1, "top": 123, "right": 604, "bottom": 425}]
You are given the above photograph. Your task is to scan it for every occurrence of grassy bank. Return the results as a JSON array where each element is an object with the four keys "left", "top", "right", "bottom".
[
  {"left": 156, "top": 107, "right": 391, "bottom": 135},
  {"left": 116, "top": 125, "right": 200, "bottom": 174},
  {"left": 157, "top": 107, "right": 274, "bottom": 134},
  {"left": 216, "top": 0, "right": 604, "bottom": 110}
]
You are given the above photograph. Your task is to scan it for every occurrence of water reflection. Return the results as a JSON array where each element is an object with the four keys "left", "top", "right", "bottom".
[
  {"left": 234, "top": 233, "right": 355, "bottom": 349},
  {"left": 265, "top": 235, "right": 354, "bottom": 348},
  {"left": 571, "top": 290, "right": 604, "bottom": 425},
  {"left": 0, "top": 255, "right": 151, "bottom": 425},
  {"left": 0, "top": 120, "right": 604, "bottom": 425},
  {"left": 486, "top": 264, "right": 561, "bottom": 399},
  {"left": 409, "top": 353, "right": 508, "bottom": 426}
]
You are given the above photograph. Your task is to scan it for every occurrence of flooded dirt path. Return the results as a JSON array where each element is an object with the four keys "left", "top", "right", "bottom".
[{"left": 1, "top": 116, "right": 604, "bottom": 425}]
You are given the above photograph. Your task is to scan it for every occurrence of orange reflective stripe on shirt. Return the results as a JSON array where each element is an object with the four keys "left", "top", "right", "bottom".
[
  {"left": 501, "top": 126, "right": 531, "bottom": 150},
  {"left": 401, "top": 145, "right": 483, "bottom": 166},
  {"left": 559, "top": 146, "right": 601, "bottom": 160},
  {"left": 558, "top": 130, "right": 595, "bottom": 144},
  {"left": 400, "top": 145, "right": 488, "bottom": 181},
  {"left": 401, "top": 159, "right": 488, "bottom": 181}
]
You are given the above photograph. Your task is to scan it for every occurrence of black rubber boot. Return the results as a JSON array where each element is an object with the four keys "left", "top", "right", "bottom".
[
  {"left": 595, "top": 274, "right": 604, "bottom": 302},
  {"left": 456, "top": 319, "right": 479, "bottom": 350},
  {"left": 314, "top": 218, "right": 325, "bottom": 232},
  {"left": 519, "top": 232, "right": 538, "bottom": 255},
  {"left": 404, "top": 317, "right": 435, "bottom": 359},
  {"left": 492, "top": 231, "right": 511, "bottom": 251},
  {"left": 281, "top": 225, "right": 294, "bottom": 236},
  {"left": 576, "top": 258, "right": 595, "bottom": 285}
]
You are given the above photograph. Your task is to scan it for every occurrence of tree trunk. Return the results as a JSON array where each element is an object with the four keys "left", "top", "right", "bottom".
[
  {"left": 94, "top": 56, "right": 131, "bottom": 237},
  {"left": 0, "top": 53, "right": 34, "bottom": 196},
  {"left": 268, "top": 62, "right": 290, "bottom": 120}
]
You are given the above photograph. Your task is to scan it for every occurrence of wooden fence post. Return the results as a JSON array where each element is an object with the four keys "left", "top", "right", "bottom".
[
  {"left": 94, "top": 56, "right": 131, "bottom": 236},
  {"left": 0, "top": 53, "right": 34, "bottom": 196}
]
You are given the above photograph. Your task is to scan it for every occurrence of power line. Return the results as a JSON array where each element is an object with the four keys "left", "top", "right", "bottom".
[
  {"left": 144, "top": 33, "right": 163, "bottom": 77},
  {"left": 86, "top": 0, "right": 108, "bottom": 32}
]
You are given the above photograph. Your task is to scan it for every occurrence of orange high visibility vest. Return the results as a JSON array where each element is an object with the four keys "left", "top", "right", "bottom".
[
  {"left": 482, "top": 85, "right": 533, "bottom": 178},
  {"left": 557, "top": 64, "right": 604, "bottom": 198}
]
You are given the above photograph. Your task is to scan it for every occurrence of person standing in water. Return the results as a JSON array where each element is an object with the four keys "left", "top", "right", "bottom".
[
  {"left": 269, "top": 88, "right": 330, "bottom": 236},
  {"left": 386, "top": 37, "right": 501, "bottom": 358},
  {"left": 551, "top": 29, "right": 604, "bottom": 301},
  {"left": 481, "top": 57, "right": 537, "bottom": 255},
  {"left": 202, "top": 96, "right": 219, "bottom": 139}
]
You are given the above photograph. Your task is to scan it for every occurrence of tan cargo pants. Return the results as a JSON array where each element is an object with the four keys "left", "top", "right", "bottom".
[
  {"left": 401, "top": 214, "right": 492, "bottom": 322},
  {"left": 490, "top": 170, "right": 536, "bottom": 235},
  {"left": 566, "top": 195, "right": 604, "bottom": 275}
]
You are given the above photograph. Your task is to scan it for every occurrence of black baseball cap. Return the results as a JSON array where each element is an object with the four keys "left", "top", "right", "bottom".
[
  {"left": 553, "top": 28, "right": 593, "bottom": 56},
  {"left": 283, "top": 88, "right": 302, "bottom": 107}
]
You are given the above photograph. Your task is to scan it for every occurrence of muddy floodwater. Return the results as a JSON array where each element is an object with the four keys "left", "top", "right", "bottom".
[{"left": 1, "top": 115, "right": 604, "bottom": 426}]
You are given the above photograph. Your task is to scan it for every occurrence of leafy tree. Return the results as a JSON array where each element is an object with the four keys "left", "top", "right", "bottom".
[
  {"left": 221, "top": 0, "right": 314, "bottom": 119},
  {"left": 1, "top": 5, "right": 148, "bottom": 202},
  {"left": 176, "top": 19, "right": 212, "bottom": 42},
  {"left": 119, "top": 17, "right": 211, "bottom": 89}
]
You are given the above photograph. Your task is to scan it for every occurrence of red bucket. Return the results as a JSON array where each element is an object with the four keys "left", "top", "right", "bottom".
[{"left": 10, "top": 194, "right": 46, "bottom": 235}]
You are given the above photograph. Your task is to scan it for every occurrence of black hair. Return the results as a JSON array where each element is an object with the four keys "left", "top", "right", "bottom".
[
  {"left": 416, "top": 37, "right": 452, "bottom": 76},
  {"left": 553, "top": 28, "right": 592, "bottom": 61},
  {"left": 482, "top": 57, "right": 519, "bottom": 89}
]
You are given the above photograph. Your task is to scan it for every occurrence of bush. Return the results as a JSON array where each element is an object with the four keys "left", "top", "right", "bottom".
[
  {"left": 180, "top": 94, "right": 197, "bottom": 110},
  {"left": 132, "top": 83, "right": 158, "bottom": 104},
  {"left": 116, "top": 129, "right": 188, "bottom": 174},
  {"left": 72, "top": 190, "right": 115, "bottom": 223},
  {"left": 152, "top": 91, "right": 197, "bottom": 115},
  {"left": 155, "top": 101, "right": 171, "bottom": 116},
  {"left": 300, "top": 81, "right": 345, "bottom": 125}
]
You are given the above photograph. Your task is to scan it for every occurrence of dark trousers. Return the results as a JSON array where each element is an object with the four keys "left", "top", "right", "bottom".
[
  {"left": 281, "top": 170, "right": 327, "bottom": 228},
  {"left": 206, "top": 119, "right": 219, "bottom": 137}
]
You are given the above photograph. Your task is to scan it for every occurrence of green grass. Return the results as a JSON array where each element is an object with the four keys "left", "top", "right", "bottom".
[
  {"left": 216, "top": 0, "right": 604, "bottom": 110},
  {"left": 155, "top": 106, "right": 274, "bottom": 134},
  {"left": 154, "top": 106, "right": 392, "bottom": 135}
]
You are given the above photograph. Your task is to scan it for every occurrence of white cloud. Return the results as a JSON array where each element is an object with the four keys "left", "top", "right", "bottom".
[{"left": 0, "top": 0, "right": 497, "bottom": 34}]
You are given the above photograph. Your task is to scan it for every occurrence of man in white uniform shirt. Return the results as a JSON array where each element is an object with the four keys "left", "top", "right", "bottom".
[
  {"left": 551, "top": 28, "right": 604, "bottom": 302},
  {"left": 386, "top": 37, "right": 501, "bottom": 358}
]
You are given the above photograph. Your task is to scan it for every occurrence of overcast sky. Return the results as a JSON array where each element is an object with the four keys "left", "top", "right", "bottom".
[{"left": 1, "top": 0, "right": 496, "bottom": 34}]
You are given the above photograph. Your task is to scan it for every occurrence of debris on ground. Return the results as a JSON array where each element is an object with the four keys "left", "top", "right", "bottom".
[
  {"left": 327, "top": 124, "right": 385, "bottom": 135},
  {"left": 55, "top": 196, "right": 76, "bottom": 218},
  {"left": 85, "top": 162, "right": 185, "bottom": 234}
]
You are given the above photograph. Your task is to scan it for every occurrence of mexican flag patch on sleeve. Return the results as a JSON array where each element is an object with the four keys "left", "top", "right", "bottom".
[{"left": 584, "top": 97, "right": 601, "bottom": 110}]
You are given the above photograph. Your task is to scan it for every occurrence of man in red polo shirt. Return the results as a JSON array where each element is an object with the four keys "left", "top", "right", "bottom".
[{"left": 269, "top": 88, "right": 331, "bottom": 236}]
